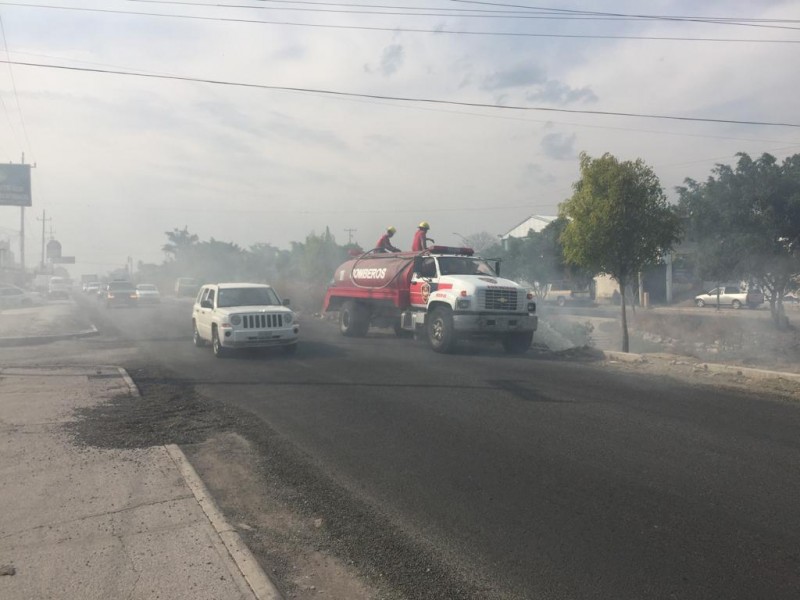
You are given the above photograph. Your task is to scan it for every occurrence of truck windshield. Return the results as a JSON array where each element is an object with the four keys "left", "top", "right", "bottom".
[
  {"left": 218, "top": 287, "right": 280, "bottom": 307},
  {"left": 437, "top": 257, "right": 496, "bottom": 276}
]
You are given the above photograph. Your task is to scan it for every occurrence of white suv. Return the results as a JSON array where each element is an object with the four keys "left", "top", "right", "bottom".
[{"left": 192, "top": 283, "right": 299, "bottom": 357}]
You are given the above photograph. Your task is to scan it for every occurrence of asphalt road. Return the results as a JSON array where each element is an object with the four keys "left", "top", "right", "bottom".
[{"left": 69, "top": 300, "right": 800, "bottom": 598}]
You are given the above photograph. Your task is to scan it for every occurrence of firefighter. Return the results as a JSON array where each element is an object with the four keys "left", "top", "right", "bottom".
[
  {"left": 412, "top": 221, "right": 435, "bottom": 251},
  {"left": 375, "top": 226, "right": 400, "bottom": 253}
]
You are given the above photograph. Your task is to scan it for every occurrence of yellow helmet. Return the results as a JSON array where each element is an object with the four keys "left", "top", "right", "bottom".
[
  {"left": 418, "top": 221, "right": 430, "bottom": 229},
  {"left": 387, "top": 226, "right": 396, "bottom": 234}
]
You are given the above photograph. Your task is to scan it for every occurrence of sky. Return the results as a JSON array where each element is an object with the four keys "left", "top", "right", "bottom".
[{"left": 0, "top": 0, "right": 798, "bottom": 275}]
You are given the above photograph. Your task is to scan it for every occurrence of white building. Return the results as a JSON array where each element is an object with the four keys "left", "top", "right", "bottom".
[{"left": 500, "top": 215, "right": 558, "bottom": 243}]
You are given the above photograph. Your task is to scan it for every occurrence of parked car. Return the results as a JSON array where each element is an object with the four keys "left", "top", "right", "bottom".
[
  {"left": 135, "top": 283, "right": 161, "bottom": 303},
  {"left": 104, "top": 280, "right": 137, "bottom": 308},
  {"left": 175, "top": 277, "right": 199, "bottom": 297},
  {"left": 192, "top": 283, "right": 298, "bottom": 357},
  {"left": 543, "top": 280, "right": 594, "bottom": 307},
  {"left": 782, "top": 292, "right": 799, "bottom": 305},
  {"left": 694, "top": 285, "right": 764, "bottom": 309},
  {"left": 84, "top": 281, "right": 101, "bottom": 294},
  {"left": 0, "top": 284, "right": 42, "bottom": 309},
  {"left": 48, "top": 276, "right": 73, "bottom": 299}
]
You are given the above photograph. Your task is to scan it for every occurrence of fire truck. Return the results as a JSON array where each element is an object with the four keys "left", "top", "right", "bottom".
[{"left": 323, "top": 246, "right": 538, "bottom": 353}]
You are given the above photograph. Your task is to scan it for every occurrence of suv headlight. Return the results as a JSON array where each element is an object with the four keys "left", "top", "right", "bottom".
[
  {"left": 284, "top": 312, "right": 294, "bottom": 325},
  {"left": 230, "top": 315, "right": 241, "bottom": 326}
]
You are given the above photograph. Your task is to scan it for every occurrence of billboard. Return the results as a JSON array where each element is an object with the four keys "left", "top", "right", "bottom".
[{"left": 0, "top": 164, "right": 32, "bottom": 207}]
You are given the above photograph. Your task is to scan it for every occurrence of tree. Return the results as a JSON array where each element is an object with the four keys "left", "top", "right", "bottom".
[
  {"left": 678, "top": 153, "right": 800, "bottom": 328},
  {"left": 162, "top": 226, "right": 198, "bottom": 260},
  {"left": 560, "top": 152, "right": 682, "bottom": 352},
  {"left": 461, "top": 231, "right": 499, "bottom": 255}
]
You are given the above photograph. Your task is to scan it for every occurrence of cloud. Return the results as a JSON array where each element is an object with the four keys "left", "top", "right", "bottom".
[
  {"left": 527, "top": 81, "right": 598, "bottom": 105},
  {"left": 365, "top": 44, "right": 405, "bottom": 77},
  {"left": 519, "top": 163, "right": 556, "bottom": 187},
  {"left": 482, "top": 64, "right": 546, "bottom": 91},
  {"left": 541, "top": 133, "right": 577, "bottom": 161}
]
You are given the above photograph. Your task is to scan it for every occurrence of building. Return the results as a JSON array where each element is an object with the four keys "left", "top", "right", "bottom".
[{"left": 500, "top": 215, "right": 558, "bottom": 244}]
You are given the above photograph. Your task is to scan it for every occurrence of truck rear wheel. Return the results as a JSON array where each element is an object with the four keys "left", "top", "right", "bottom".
[
  {"left": 502, "top": 331, "right": 533, "bottom": 355},
  {"left": 427, "top": 306, "right": 456, "bottom": 353},
  {"left": 340, "top": 301, "right": 370, "bottom": 337}
]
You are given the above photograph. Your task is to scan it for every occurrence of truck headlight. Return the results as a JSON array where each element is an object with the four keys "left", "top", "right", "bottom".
[
  {"left": 527, "top": 302, "right": 536, "bottom": 312},
  {"left": 284, "top": 312, "right": 294, "bottom": 325},
  {"left": 230, "top": 315, "right": 241, "bottom": 326},
  {"left": 456, "top": 297, "right": 471, "bottom": 310}
]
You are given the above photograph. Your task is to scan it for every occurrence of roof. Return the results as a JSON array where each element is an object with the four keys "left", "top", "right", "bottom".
[
  {"left": 213, "top": 282, "right": 274, "bottom": 289},
  {"left": 501, "top": 215, "right": 558, "bottom": 240}
]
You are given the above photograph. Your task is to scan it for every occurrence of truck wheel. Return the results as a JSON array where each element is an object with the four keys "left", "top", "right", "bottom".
[
  {"left": 502, "top": 331, "right": 533, "bottom": 355},
  {"left": 192, "top": 320, "right": 205, "bottom": 347},
  {"left": 212, "top": 326, "right": 228, "bottom": 358},
  {"left": 427, "top": 306, "right": 456, "bottom": 353},
  {"left": 340, "top": 301, "right": 370, "bottom": 337},
  {"left": 732, "top": 299, "right": 742, "bottom": 309}
]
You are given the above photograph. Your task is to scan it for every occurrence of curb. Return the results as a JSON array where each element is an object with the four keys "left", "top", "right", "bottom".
[
  {"left": 165, "top": 445, "right": 284, "bottom": 600},
  {"left": 603, "top": 350, "right": 800, "bottom": 383},
  {"left": 117, "top": 367, "right": 283, "bottom": 600},
  {"left": 0, "top": 325, "right": 99, "bottom": 347}
]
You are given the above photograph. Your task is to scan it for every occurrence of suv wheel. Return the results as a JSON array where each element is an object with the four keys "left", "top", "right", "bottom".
[
  {"left": 212, "top": 327, "right": 228, "bottom": 358},
  {"left": 192, "top": 321, "right": 205, "bottom": 347}
]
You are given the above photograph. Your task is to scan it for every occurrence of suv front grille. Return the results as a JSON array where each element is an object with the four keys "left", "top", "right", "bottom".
[
  {"left": 241, "top": 313, "right": 283, "bottom": 329},
  {"left": 480, "top": 288, "right": 519, "bottom": 311}
]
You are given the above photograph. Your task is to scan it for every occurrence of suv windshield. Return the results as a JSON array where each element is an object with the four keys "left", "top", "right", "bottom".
[
  {"left": 218, "top": 287, "right": 280, "bottom": 307},
  {"left": 437, "top": 257, "right": 496, "bottom": 276}
]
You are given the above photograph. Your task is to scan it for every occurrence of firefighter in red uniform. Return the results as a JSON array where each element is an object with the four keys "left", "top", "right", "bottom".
[
  {"left": 411, "top": 221, "right": 434, "bottom": 251},
  {"left": 375, "top": 226, "right": 400, "bottom": 253}
]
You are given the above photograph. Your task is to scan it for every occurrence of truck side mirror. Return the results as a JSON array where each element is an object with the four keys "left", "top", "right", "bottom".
[
  {"left": 282, "top": 298, "right": 291, "bottom": 307},
  {"left": 412, "top": 256, "right": 422, "bottom": 275},
  {"left": 494, "top": 260, "right": 501, "bottom": 276}
]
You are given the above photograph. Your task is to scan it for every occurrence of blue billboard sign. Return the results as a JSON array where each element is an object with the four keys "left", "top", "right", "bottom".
[{"left": 0, "top": 164, "right": 32, "bottom": 207}]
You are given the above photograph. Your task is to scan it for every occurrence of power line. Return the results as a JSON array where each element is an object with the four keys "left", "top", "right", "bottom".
[
  {"left": 123, "top": 0, "right": 800, "bottom": 30},
  {"left": 0, "top": 13, "right": 34, "bottom": 158},
  {"left": 1, "top": 2, "right": 798, "bottom": 43},
  {"left": 3, "top": 58, "right": 799, "bottom": 129},
  {"left": 451, "top": 1, "right": 800, "bottom": 31}
]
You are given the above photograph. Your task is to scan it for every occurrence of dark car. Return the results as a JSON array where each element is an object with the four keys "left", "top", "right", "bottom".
[{"left": 105, "top": 280, "right": 137, "bottom": 308}]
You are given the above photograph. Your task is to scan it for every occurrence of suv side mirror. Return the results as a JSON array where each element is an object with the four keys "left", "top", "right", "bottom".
[
  {"left": 200, "top": 300, "right": 213, "bottom": 309},
  {"left": 282, "top": 299, "right": 291, "bottom": 307}
]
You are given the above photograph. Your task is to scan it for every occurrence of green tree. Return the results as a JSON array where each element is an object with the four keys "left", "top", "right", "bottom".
[
  {"left": 678, "top": 153, "right": 800, "bottom": 328},
  {"left": 560, "top": 152, "right": 682, "bottom": 352},
  {"left": 162, "top": 226, "right": 198, "bottom": 260}
]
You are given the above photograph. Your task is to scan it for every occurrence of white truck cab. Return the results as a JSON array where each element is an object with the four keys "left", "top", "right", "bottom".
[{"left": 192, "top": 283, "right": 299, "bottom": 357}]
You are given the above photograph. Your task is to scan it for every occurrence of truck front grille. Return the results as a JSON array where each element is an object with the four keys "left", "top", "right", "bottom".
[
  {"left": 241, "top": 313, "right": 283, "bottom": 329},
  {"left": 480, "top": 288, "right": 519, "bottom": 311}
]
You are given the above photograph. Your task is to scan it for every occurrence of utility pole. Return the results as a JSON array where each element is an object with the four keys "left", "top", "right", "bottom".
[
  {"left": 344, "top": 228, "right": 357, "bottom": 245},
  {"left": 37, "top": 209, "right": 51, "bottom": 270},
  {"left": 19, "top": 152, "right": 25, "bottom": 274}
]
